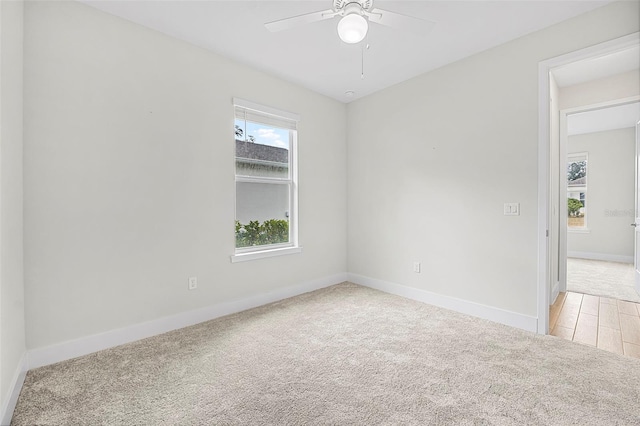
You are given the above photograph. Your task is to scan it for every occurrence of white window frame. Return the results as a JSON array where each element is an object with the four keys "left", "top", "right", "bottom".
[
  {"left": 231, "top": 98, "right": 301, "bottom": 263},
  {"left": 567, "top": 152, "right": 588, "bottom": 232}
]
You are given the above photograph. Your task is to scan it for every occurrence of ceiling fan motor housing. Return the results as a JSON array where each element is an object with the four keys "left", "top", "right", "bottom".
[{"left": 334, "top": 0, "right": 373, "bottom": 14}]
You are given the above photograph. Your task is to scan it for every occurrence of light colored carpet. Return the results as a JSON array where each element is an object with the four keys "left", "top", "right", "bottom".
[
  {"left": 567, "top": 258, "right": 640, "bottom": 303},
  {"left": 11, "top": 282, "right": 640, "bottom": 425}
]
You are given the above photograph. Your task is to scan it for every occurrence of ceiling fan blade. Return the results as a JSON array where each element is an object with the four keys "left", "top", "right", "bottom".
[
  {"left": 367, "top": 8, "right": 436, "bottom": 36},
  {"left": 265, "top": 9, "right": 337, "bottom": 32}
]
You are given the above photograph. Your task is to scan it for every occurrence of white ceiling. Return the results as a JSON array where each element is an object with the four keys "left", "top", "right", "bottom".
[
  {"left": 568, "top": 102, "right": 640, "bottom": 136},
  {"left": 81, "top": 0, "right": 614, "bottom": 103}
]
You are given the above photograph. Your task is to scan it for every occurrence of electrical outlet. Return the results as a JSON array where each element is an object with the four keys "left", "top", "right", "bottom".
[
  {"left": 413, "top": 262, "right": 421, "bottom": 273},
  {"left": 188, "top": 276, "right": 198, "bottom": 290}
]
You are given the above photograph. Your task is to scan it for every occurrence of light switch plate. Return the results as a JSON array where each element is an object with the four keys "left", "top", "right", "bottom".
[{"left": 504, "top": 203, "right": 520, "bottom": 216}]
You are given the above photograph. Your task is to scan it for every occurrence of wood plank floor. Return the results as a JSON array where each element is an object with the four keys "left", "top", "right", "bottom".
[{"left": 550, "top": 291, "right": 640, "bottom": 359}]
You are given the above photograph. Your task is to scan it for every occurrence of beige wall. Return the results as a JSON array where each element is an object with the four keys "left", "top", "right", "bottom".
[
  {"left": 567, "top": 128, "right": 635, "bottom": 259},
  {"left": 0, "top": 0, "right": 25, "bottom": 418},
  {"left": 560, "top": 69, "right": 640, "bottom": 110},
  {"left": 347, "top": 1, "right": 640, "bottom": 317},
  {"left": 23, "top": 1, "right": 347, "bottom": 350}
]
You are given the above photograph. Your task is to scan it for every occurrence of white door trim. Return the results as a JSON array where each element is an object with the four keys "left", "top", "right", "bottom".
[
  {"left": 635, "top": 120, "right": 640, "bottom": 296},
  {"left": 537, "top": 32, "right": 640, "bottom": 335}
]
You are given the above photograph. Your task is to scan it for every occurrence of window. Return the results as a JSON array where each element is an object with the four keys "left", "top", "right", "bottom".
[
  {"left": 231, "top": 98, "right": 300, "bottom": 262},
  {"left": 567, "top": 152, "right": 587, "bottom": 230}
]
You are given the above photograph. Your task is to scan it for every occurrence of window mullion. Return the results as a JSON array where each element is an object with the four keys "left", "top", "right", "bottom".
[{"left": 235, "top": 176, "right": 291, "bottom": 185}]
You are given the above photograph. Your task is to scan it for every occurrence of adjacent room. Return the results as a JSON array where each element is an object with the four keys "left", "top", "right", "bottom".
[
  {"left": 546, "top": 52, "right": 640, "bottom": 355},
  {"left": 1, "top": 0, "right": 640, "bottom": 424},
  {"left": 565, "top": 104, "right": 639, "bottom": 304}
]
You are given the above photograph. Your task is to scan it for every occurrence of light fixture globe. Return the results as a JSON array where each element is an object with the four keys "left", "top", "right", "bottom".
[{"left": 337, "top": 13, "right": 368, "bottom": 44}]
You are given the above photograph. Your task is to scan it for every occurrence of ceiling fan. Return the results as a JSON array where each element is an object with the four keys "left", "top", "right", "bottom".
[{"left": 265, "top": 0, "right": 436, "bottom": 44}]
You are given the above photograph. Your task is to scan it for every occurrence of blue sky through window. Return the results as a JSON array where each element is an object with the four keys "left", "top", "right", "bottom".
[{"left": 235, "top": 119, "right": 289, "bottom": 150}]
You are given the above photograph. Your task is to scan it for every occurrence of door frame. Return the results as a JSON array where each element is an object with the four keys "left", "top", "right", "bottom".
[
  {"left": 635, "top": 121, "right": 640, "bottom": 295},
  {"left": 537, "top": 32, "right": 640, "bottom": 335}
]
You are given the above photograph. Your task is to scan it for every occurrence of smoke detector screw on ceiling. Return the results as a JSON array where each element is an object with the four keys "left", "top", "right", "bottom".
[{"left": 337, "top": 12, "right": 368, "bottom": 44}]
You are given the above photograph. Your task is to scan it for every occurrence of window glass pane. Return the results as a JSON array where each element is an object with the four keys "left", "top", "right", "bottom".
[
  {"left": 236, "top": 182, "right": 290, "bottom": 248},
  {"left": 567, "top": 157, "right": 587, "bottom": 228},
  {"left": 235, "top": 119, "right": 290, "bottom": 178},
  {"left": 567, "top": 159, "right": 586, "bottom": 183}
]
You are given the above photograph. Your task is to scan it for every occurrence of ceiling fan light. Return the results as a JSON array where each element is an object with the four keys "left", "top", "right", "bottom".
[{"left": 337, "top": 13, "right": 368, "bottom": 44}]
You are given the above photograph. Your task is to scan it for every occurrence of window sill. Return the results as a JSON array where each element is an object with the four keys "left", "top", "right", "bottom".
[
  {"left": 231, "top": 246, "right": 303, "bottom": 263},
  {"left": 568, "top": 228, "right": 590, "bottom": 234}
]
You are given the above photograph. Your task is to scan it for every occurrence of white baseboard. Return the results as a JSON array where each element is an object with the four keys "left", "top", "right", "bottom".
[
  {"left": 348, "top": 273, "right": 538, "bottom": 333},
  {"left": 1, "top": 352, "right": 27, "bottom": 426},
  {"left": 27, "top": 273, "right": 347, "bottom": 370},
  {"left": 568, "top": 251, "right": 633, "bottom": 264}
]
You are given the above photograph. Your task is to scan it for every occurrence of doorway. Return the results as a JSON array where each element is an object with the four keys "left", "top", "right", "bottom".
[
  {"left": 559, "top": 100, "right": 640, "bottom": 304},
  {"left": 549, "top": 99, "right": 640, "bottom": 359},
  {"left": 537, "top": 32, "right": 640, "bottom": 335},
  {"left": 543, "top": 44, "right": 640, "bottom": 358}
]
